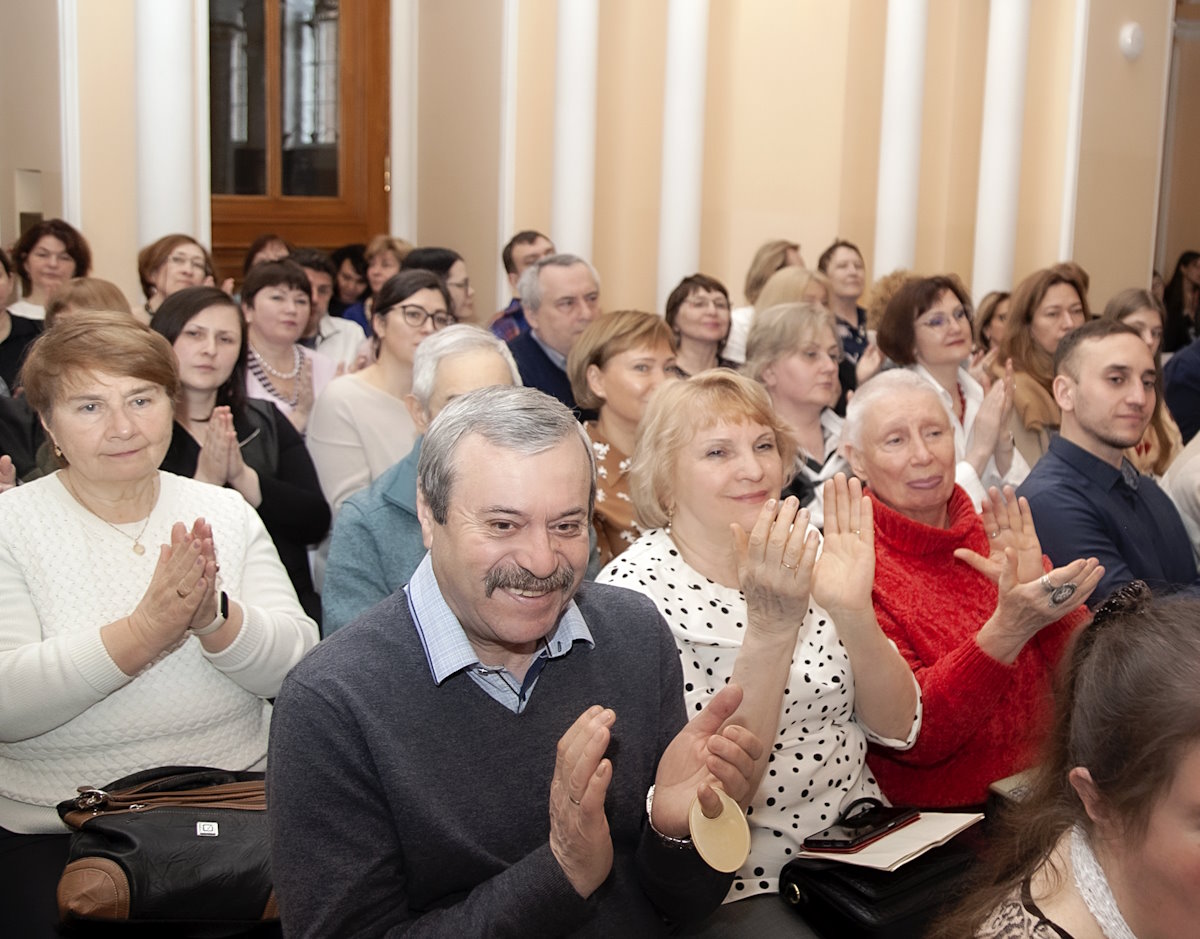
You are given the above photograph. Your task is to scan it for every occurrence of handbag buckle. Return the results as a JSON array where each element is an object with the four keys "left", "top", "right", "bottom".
[{"left": 74, "top": 788, "right": 108, "bottom": 811}]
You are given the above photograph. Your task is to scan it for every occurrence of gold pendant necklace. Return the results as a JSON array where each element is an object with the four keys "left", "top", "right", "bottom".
[{"left": 62, "top": 472, "right": 157, "bottom": 555}]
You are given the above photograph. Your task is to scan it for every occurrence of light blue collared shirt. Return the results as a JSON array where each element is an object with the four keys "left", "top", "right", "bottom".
[
  {"left": 529, "top": 330, "right": 569, "bottom": 371},
  {"left": 404, "top": 554, "right": 594, "bottom": 713}
]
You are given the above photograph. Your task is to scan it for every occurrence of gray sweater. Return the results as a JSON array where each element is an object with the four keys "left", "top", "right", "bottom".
[{"left": 267, "top": 581, "right": 733, "bottom": 937}]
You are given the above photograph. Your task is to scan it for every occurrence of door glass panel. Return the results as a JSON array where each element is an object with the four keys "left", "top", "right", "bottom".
[
  {"left": 210, "top": 0, "right": 267, "bottom": 195},
  {"left": 281, "top": 0, "right": 340, "bottom": 196}
]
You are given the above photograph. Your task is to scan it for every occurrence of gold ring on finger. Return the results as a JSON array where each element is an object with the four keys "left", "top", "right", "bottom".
[
  {"left": 568, "top": 794, "right": 582, "bottom": 806},
  {"left": 176, "top": 586, "right": 190, "bottom": 599}
]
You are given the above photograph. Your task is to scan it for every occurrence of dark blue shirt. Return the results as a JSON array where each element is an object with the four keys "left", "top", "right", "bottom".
[
  {"left": 1018, "top": 435, "right": 1200, "bottom": 606},
  {"left": 1164, "top": 338, "right": 1200, "bottom": 444}
]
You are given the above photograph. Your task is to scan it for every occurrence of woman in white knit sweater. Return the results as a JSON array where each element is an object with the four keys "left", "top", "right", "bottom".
[{"left": 0, "top": 311, "right": 318, "bottom": 936}]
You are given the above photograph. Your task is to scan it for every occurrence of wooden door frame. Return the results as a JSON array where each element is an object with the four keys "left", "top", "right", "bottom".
[{"left": 210, "top": 0, "right": 390, "bottom": 281}]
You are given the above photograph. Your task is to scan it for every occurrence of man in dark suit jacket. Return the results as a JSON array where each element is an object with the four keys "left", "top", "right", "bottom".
[{"left": 507, "top": 254, "right": 601, "bottom": 415}]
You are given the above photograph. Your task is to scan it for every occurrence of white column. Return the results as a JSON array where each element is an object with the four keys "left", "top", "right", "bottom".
[
  {"left": 57, "top": 0, "right": 82, "bottom": 227},
  {"left": 1058, "top": 0, "right": 1091, "bottom": 263},
  {"left": 550, "top": 0, "right": 599, "bottom": 260},
  {"left": 496, "top": 0, "right": 521, "bottom": 303},
  {"left": 656, "top": 0, "right": 710, "bottom": 312},
  {"left": 971, "top": 0, "right": 1032, "bottom": 297},
  {"left": 390, "top": 0, "right": 419, "bottom": 239},
  {"left": 135, "top": 0, "right": 198, "bottom": 243},
  {"left": 193, "top": 0, "right": 212, "bottom": 247},
  {"left": 872, "top": 0, "right": 928, "bottom": 275}
]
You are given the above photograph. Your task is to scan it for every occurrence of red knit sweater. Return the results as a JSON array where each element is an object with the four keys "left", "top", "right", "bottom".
[{"left": 865, "top": 486, "right": 1088, "bottom": 808}]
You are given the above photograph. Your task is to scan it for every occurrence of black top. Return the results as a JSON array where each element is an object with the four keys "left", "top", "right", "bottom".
[
  {"left": 0, "top": 314, "right": 43, "bottom": 392},
  {"left": 160, "top": 399, "right": 330, "bottom": 625},
  {"left": 0, "top": 395, "right": 43, "bottom": 480}
]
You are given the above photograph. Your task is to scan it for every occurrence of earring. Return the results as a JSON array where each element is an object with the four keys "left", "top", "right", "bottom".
[
  {"left": 665, "top": 505, "right": 675, "bottom": 535},
  {"left": 53, "top": 443, "right": 63, "bottom": 459}
]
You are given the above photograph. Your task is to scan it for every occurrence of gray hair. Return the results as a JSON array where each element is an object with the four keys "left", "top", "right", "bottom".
[
  {"left": 418, "top": 385, "right": 596, "bottom": 524},
  {"left": 410, "top": 324, "right": 522, "bottom": 413},
  {"left": 516, "top": 253, "right": 601, "bottom": 313},
  {"left": 841, "top": 367, "right": 944, "bottom": 452}
]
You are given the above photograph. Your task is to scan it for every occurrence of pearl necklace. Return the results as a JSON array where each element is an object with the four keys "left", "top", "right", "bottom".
[{"left": 249, "top": 343, "right": 301, "bottom": 379}]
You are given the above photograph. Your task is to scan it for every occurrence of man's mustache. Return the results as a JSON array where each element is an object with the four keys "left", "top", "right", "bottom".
[{"left": 484, "top": 564, "right": 576, "bottom": 597}]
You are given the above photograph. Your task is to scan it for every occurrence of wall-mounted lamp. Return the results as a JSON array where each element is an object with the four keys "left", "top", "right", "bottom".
[{"left": 1119, "top": 22, "right": 1145, "bottom": 60}]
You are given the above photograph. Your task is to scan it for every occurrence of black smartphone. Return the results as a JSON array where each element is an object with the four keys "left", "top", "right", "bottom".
[{"left": 801, "top": 805, "right": 920, "bottom": 852}]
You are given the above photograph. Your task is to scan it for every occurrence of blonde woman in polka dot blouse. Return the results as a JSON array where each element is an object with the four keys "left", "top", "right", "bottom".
[{"left": 598, "top": 371, "right": 920, "bottom": 929}]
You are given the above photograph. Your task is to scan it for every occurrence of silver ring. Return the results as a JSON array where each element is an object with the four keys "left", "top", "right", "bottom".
[
  {"left": 1048, "top": 582, "right": 1078, "bottom": 607},
  {"left": 853, "top": 529, "right": 861, "bottom": 536},
  {"left": 782, "top": 561, "right": 798, "bottom": 571},
  {"left": 1040, "top": 574, "right": 1056, "bottom": 594},
  {"left": 990, "top": 530, "right": 1000, "bottom": 538}
]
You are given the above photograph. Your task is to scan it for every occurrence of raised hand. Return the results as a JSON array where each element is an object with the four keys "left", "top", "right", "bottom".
[
  {"left": 811, "top": 474, "right": 875, "bottom": 617},
  {"left": 731, "top": 496, "right": 818, "bottom": 638},
  {"left": 856, "top": 344, "right": 885, "bottom": 386},
  {"left": 954, "top": 486, "right": 1045, "bottom": 585},
  {"left": 976, "top": 550, "right": 1104, "bottom": 664},
  {"left": 126, "top": 522, "right": 218, "bottom": 651},
  {"left": 194, "top": 407, "right": 234, "bottom": 486},
  {"left": 549, "top": 705, "right": 615, "bottom": 897},
  {"left": 967, "top": 346, "right": 999, "bottom": 391},
  {"left": 0, "top": 454, "right": 16, "bottom": 493},
  {"left": 651, "top": 684, "right": 764, "bottom": 833}
]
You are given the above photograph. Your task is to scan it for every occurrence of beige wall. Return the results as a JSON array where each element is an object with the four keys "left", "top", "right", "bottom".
[
  {"left": 415, "top": 0, "right": 505, "bottom": 324},
  {"left": 0, "top": 0, "right": 63, "bottom": 249},
  {"left": 1072, "top": 0, "right": 1173, "bottom": 309},
  {"left": 75, "top": 0, "right": 142, "bottom": 307},
  {"left": 592, "top": 0, "right": 667, "bottom": 312},
  {"left": 1161, "top": 15, "right": 1200, "bottom": 278},
  {"left": 3, "top": 0, "right": 1180, "bottom": 321}
]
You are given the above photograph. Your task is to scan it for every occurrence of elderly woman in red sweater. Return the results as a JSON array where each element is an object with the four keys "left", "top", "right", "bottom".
[{"left": 842, "top": 369, "right": 1103, "bottom": 808}]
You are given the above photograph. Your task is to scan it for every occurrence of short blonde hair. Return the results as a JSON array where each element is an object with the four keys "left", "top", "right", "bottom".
[
  {"left": 44, "top": 278, "right": 133, "bottom": 328},
  {"left": 742, "top": 303, "right": 841, "bottom": 383},
  {"left": 365, "top": 234, "right": 414, "bottom": 267},
  {"left": 756, "top": 266, "right": 831, "bottom": 312},
  {"left": 630, "top": 370, "right": 798, "bottom": 528},
  {"left": 566, "top": 310, "right": 676, "bottom": 410},
  {"left": 21, "top": 311, "right": 178, "bottom": 431},
  {"left": 743, "top": 239, "right": 800, "bottom": 305},
  {"left": 863, "top": 269, "right": 917, "bottom": 333}
]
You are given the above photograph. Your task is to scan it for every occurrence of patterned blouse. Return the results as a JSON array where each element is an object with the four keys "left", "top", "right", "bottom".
[{"left": 584, "top": 421, "right": 642, "bottom": 567}]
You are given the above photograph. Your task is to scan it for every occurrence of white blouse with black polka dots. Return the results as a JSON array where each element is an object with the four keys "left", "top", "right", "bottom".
[{"left": 598, "top": 528, "right": 920, "bottom": 900}]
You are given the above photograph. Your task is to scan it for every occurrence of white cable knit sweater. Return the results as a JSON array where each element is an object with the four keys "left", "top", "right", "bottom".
[{"left": 0, "top": 471, "right": 319, "bottom": 833}]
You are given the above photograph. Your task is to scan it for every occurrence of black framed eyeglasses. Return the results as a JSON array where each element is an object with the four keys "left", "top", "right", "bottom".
[{"left": 392, "top": 304, "right": 456, "bottom": 330}]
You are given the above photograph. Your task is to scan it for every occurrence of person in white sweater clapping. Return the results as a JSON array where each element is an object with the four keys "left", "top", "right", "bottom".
[{"left": 0, "top": 311, "right": 318, "bottom": 937}]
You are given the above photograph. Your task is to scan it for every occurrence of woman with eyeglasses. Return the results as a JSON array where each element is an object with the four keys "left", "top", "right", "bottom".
[
  {"left": 664, "top": 273, "right": 735, "bottom": 377},
  {"left": 306, "top": 270, "right": 456, "bottom": 515},
  {"left": 9, "top": 219, "right": 92, "bottom": 321},
  {"left": 742, "top": 302, "right": 852, "bottom": 529},
  {"left": 136, "top": 233, "right": 219, "bottom": 322},
  {"left": 402, "top": 246, "right": 477, "bottom": 325},
  {"left": 876, "top": 275, "right": 1028, "bottom": 508}
]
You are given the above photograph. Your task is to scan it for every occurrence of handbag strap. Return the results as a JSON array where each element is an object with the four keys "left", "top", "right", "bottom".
[{"left": 59, "top": 768, "right": 267, "bottom": 828}]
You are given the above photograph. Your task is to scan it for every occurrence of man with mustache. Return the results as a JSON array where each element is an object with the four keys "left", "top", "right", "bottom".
[
  {"left": 1019, "top": 318, "right": 1200, "bottom": 606},
  {"left": 268, "top": 386, "right": 764, "bottom": 937}
]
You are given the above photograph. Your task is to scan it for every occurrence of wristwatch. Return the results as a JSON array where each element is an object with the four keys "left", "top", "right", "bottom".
[
  {"left": 645, "top": 785, "right": 693, "bottom": 847},
  {"left": 190, "top": 591, "right": 230, "bottom": 637}
]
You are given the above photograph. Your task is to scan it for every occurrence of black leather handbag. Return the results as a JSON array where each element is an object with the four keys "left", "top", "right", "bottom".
[
  {"left": 55, "top": 766, "right": 276, "bottom": 927},
  {"left": 779, "top": 833, "right": 981, "bottom": 939}
]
